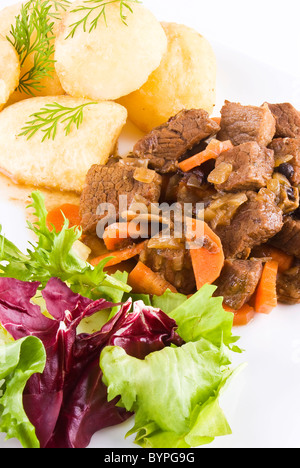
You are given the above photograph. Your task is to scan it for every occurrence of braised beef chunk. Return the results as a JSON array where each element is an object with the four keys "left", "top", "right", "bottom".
[
  {"left": 277, "top": 263, "right": 300, "bottom": 305},
  {"left": 80, "top": 162, "right": 162, "bottom": 234},
  {"left": 213, "top": 141, "right": 274, "bottom": 192},
  {"left": 213, "top": 191, "right": 283, "bottom": 259},
  {"left": 266, "top": 103, "right": 300, "bottom": 138},
  {"left": 214, "top": 259, "right": 263, "bottom": 310},
  {"left": 79, "top": 100, "right": 300, "bottom": 306},
  {"left": 218, "top": 101, "right": 276, "bottom": 146},
  {"left": 139, "top": 242, "right": 196, "bottom": 295},
  {"left": 270, "top": 217, "right": 300, "bottom": 258},
  {"left": 268, "top": 138, "right": 300, "bottom": 185},
  {"left": 133, "top": 109, "right": 220, "bottom": 174}
]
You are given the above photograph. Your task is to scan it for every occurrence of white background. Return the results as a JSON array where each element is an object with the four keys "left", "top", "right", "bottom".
[
  {"left": 143, "top": 0, "right": 300, "bottom": 77},
  {"left": 0, "top": 0, "right": 300, "bottom": 450}
]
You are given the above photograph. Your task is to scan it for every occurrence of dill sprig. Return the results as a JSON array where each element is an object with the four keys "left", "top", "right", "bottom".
[
  {"left": 50, "top": 0, "right": 71, "bottom": 19},
  {"left": 67, "top": 0, "right": 141, "bottom": 39},
  {"left": 18, "top": 101, "right": 98, "bottom": 142},
  {"left": 7, "top": 0, "right": 69, "bottom": 96}
]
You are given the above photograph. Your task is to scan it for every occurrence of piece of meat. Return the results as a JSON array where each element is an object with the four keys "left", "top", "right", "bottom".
[
  {"left": 277, "top": 262, "right": 300, "bottom": 305},
  {"left": 133, "top": 109, "right": 220, "bottom": 174},
  {"left": 266, "top": 103, "right": 300, "bottom": 138},
  {"left": 80, "top": 161, "right": 162, "bottom": 235},
  {"left": 218, "top": 101, "right": 276, "bottom": 146},
  {"left": 214, "top": 259, "right": 263, "bottom": 310},
  {"left": 270, "top": 216, "right": 300, "bottom": 258},
  {"left": 213, "top": 141, "right": 274, "bottom": 192},
  {"left": 139, "top": 242, "right": 196, "bottom": 295},
  {"left": 268, "top": 137, "right": 300, "bottom": 185},
  {"left": 212, "top": 191, "right": 283, "bottom": 259}
]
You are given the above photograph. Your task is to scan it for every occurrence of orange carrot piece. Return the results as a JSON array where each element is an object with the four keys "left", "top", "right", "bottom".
[
  {"left": 253, "top": 245, "right": 293, "bottom": 273},
  {"left": 224, "top": 304, "right": 256, "bottom": 327},
  {"left": 128, "top": 262, "right": 177, "bottom": 296},
  {"left": 267, "top": 248, "right": 293, "bottom": 273},
  {"left": 90, "top": 242, "right": 146, "bottom": 268},
  {"left": 103, "top": 222, "right": 149, "bottom": 251},
  {"left": 212, "top": 117, "right": 221, "bottom": 125},
  {"left": 103, "top": 223, "right": 132, "bottom": 251},
  {"left": 185, "top": 218, "right": 225, "bottom": 290},
  {"left": 255, "top": 260, "right": 279, "bottom": 314},
  {"left": 178, "top": 139, "right": 233, "bottom": 173},
  {"left": 269, "top": 248, "right": 293, "bottom": 273},
  {"left": 46, "top": 204, "right": 81, "bottom": 232}
]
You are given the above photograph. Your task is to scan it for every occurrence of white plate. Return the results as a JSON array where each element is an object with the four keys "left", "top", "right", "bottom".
[{"left": 1, "top": 4, "right": 300, "bottom": 451}]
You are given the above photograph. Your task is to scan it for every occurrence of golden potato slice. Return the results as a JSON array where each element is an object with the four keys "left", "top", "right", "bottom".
[
  {"left": 118, "top": 22, "right": 217, "bottom": 133},
  {"left": 0, "top": 1, "right": 65, "bottom": 104},
  {"left": 0, "top": 96, "right": 127, "bottom": 192},
  {"left": 0, "top": 36, "right": 20, "bottom": 110},
  {"left": 54, "top": 1, "right": 167, "bottom": 100}
]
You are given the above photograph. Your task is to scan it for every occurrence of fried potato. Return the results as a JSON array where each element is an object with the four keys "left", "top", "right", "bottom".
[
  {"left": 118, "top": 22, "right": 217, "bottom": 133},
  {"left": 0, "top": 1, "right": 65, "bottom": 105},
  {"left": 54, "top": 2, "right": 167, "bottom": 101},
  {"left": 0, "top": 36, "right": 20, "bottom": 110},
  {"left": 0, "top": 96, "right": 127, "bottom": 192}
]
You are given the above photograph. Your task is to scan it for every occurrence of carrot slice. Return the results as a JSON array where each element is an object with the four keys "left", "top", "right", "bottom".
[
  {"left": 224, "top": 304, "right": 256, "bottom": 327},
  {"left": 255, "top": 260, "right": 279, "bottom": 314},
  {"left": 178, "top": 139, "right": 233, "bottom": 173},
  {"left": 212, "top": 117, "right": 221, "bottom": 125},
  {"left": 91, "top": 242, "right": 146, "bottom": 268},
  {"left": 103, "top": 222, "right": 149, "bottom": 251},
  {"left": 252, "top": 245, "right": 293, "bottom": 273},
  {"left": 128, "top": 261, "right": 177, "bottom": 296},
  {"left": 185, "top": 218, "right": 225, "bottom": 290},
  {"left": 268, "top": 248, "right": 293, "bottom": 273},
  {"left": 46, "top": 204, "right": 81, "bottom": 232}
]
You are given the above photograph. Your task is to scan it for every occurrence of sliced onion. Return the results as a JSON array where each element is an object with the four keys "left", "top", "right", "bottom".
[
  {"left": 119, "top": 157, "right": 149, "bottom": 168},
  {"left": 207, "top": 162, "right": 233, "bottom": 185},
  {"left": 134, "top": 167, "right": 156, "bottom": 184},
  {"left": 186, "top": 174, "right": 203, "bottom": 188},
  {"left": 147, "top": 236, "right": 183, "bottom": 250},
  {"left": 274, "top": 153, "right": 294, "bottom": 168},
  {"left": 204, "top": 192, "right": 247, "bottom": 229}
]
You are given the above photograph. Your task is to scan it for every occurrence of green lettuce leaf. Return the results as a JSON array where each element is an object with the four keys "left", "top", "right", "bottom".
[
  {"left": 100, "top": 340, "right": 235, "bottom": 448},
  {"left": 168, "top": 285, "right": 239, "bottom": 349},
  {"left": 0, "top": 191, "right": 130, "bottom": 301},
  {"left": 0, "top": 337, "right": 46, "bottom": 448},
  {"left": 152, "top": 290, "right": 187, "bottom": 315},
  {"left": 151, "top": 286, "right": 240, "bottom": 352}
]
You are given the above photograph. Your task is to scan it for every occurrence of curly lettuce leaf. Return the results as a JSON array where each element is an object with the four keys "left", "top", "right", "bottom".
[
  {"left": 0, "top": 337, "right": 46, "bottom": 448},
  {"left": 0, "top": 191, "right": 130, "bottom": 301},
  {"left": 101, "top": 340, "right": 235, "bottom": 448}
]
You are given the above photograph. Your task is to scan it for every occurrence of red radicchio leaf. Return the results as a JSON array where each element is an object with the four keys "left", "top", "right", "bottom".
[{"left": 0, "top": 277, "right": 181, "bottom": 448}]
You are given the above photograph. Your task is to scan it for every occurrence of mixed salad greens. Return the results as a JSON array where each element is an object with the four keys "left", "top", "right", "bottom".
[{"left": 0, "top": 192, "right": 242, "bottom": 448}]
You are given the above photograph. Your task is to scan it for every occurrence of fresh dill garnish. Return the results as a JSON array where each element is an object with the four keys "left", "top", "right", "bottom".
[
  {"left": 7, "top": 0, "right": 69, "bottom": 96},
  {"left": 66, "top": 0, "right": 141, "bottom": 39},
  {"left": 48, "top": 0, "right": 71, "bottom": 20},
  {"left": 18, "top": 101, "right": 98, "bottom": 141}
]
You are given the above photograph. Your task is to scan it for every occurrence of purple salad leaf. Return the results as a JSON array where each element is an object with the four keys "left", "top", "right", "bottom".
[
  {"left": 0, "top": 278, "right": 57, "bottom": 342},
  {"left": 0, "top": 277, "right": 181, "bottom": 448},
  {"left": 107, "top": 301, "right": 184, "bottom": 360},
  {"left": 46, "top": 300, "right": 182, "bottom": 448}
]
